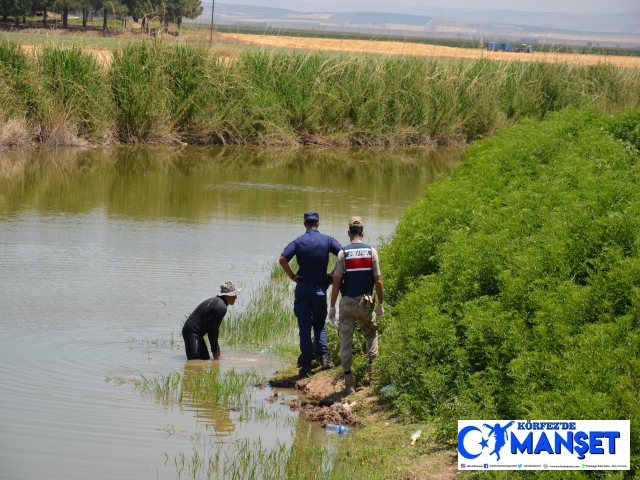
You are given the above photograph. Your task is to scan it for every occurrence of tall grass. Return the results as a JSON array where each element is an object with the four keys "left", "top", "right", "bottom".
[
  {"left": 221, "top": 261, "right": 298, "bottom": 354},
  {"left": 1, "top": 37, "right": 639, "bottom": 146},
  {"left": 376, "top": 107, "right": 640, "bottom": 470}
]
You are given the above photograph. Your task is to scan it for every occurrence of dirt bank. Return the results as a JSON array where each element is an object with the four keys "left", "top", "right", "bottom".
[
  {"left": 270, "top": 368, "right": 362, "bottom": 427},
  {"left": 270, "top": 368, "right": 457, "bottom": 479},
  {"left": 220, "top": 32, "right": 640, "bottom": 68}
]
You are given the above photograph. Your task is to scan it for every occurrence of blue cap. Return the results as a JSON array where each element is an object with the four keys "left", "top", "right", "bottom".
[{"left": 304, "top": 211, "right": 320, "bottom": 222}]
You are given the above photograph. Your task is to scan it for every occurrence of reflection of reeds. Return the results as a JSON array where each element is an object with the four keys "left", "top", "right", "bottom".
[
  {"left": 0, "top": 145, "right": 459, "bottom": 221},
  {"left": 2, "top": 36, "right": 639, "bottom": 146},
  {"left": 168, "top": 419, "right": 340, "bottom": 480}
]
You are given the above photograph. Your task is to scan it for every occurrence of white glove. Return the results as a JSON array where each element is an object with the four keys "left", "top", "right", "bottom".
[
  {"left": 376, "top": 303, "right": 385, "bottom": 317},
  {"left": 328, "top": 307, "right": 336, "bottom": 322}
]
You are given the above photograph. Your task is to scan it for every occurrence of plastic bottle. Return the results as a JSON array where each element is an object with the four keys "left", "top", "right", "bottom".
[{"left": 325, "top": 423, "right": 353, "bottom": 434}]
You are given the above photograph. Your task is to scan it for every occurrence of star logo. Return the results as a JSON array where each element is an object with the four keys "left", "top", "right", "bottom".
[{"left": 479, "top": 437, "right": 489, "bottom": 449}]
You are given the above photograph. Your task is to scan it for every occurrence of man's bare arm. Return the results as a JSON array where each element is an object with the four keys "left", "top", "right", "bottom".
[
  {"left": 330, "top": 274, "right": 342, "bottom": 308},
  {"left": 279, "top": 255, "right": 301, "bottom": 282},
  {"left": 374, "top": 275, "right": 384, "bottom": 305}
]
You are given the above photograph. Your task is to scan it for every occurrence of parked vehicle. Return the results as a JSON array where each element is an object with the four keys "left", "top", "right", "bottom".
[
  {"left": 485, "top": 42, "right": 500, "bottom": 51},
  {"left": 501, "top": 43, "right": 515, "bottom": 52}
]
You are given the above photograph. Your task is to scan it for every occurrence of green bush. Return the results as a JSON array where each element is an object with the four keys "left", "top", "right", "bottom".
[{"left": 377, "top": 108, "right": 640, "bottom": 467}]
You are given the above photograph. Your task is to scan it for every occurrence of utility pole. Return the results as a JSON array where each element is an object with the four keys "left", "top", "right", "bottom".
[{"left": 210, "top": 0, "right": 215, "bottom": 44}]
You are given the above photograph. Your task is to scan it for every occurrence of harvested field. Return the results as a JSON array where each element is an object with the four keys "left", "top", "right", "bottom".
[
  {"left": 19, "top": 42, "right": 112, "bottom": 65},
  {"left": 220, "top": 32, "right": 640, "bottom": 68}
]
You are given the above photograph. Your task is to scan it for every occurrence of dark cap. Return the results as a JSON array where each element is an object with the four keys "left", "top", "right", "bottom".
[
  {"left": 304, "top": 211, "right": 320, "bottom": 222},
  {"left": 349, "top": 216, "right": 364, "bottom": 228}
]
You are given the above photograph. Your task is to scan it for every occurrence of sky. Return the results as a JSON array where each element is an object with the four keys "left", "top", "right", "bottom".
[{"left": 215, "top": 0, "right": 640, "bottom": 15}]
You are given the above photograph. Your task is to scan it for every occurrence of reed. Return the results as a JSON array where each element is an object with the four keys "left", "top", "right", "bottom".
[
  {"left": 221, "top": 261, "right": 298, "bottom": 353},
  {"left": 2, "top": 37, "right": 639, "bottom": 146}
]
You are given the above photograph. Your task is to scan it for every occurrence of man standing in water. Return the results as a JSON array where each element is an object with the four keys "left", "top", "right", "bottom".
[
  {"left": 279, "top": 211, "right": 342, "bottom": 377},
  {"left": 329, "top": 217, "right": 384, "bottom": 395},
  {"left": 182, "top": 281, "right": 241, "bottom": 360}
]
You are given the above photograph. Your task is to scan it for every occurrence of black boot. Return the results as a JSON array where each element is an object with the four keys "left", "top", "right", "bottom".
[
  {"left": 320, "top": 354, "right": 335, "bottom": 370},
  {"left": 298, "top": 363, "right": 312, "bottom": 378}
]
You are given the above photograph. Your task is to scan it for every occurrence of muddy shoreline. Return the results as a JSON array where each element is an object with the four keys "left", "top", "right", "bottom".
[{"left": 269, "top": 367, "right": 366, "bottom": 429}]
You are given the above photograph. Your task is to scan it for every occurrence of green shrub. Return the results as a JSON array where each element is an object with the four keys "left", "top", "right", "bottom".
[{"left": 377, "top": 108, "right": 640, "bottom": 466}]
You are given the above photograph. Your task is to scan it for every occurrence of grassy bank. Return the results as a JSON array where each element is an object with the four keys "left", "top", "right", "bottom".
[
  {"left": 377, "top": 107, "right": 640, "bottom": 476},
  {"left": 1, "top": 36, "right": 640, "bottom": 146}
]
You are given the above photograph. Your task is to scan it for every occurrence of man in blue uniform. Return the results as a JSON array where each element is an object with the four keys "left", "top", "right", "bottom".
[{"left": 279, "top": 211, "right": 342, "bottom": 377}]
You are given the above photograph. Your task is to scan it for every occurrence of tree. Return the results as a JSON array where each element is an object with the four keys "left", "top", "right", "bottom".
[
  {"left": 58, "top": 0, "right": 80, "bottom": 28},
  {"left": 13, "top": 0, "right": 32, "bottom": 25},
  {"left": 78, "top": 0, "right": 91, "bottom": 29},
  {"left": 1, "top": 0, "right": 15, "bottom": 22},
  {"left": 122, "top": 0, "right": 146, "bottom": 23},
  {"left": 32, "top": 0, "right": 53, "bottom": 26},
  {"left": 156, "top": 0, "right": 201, "bottom": 30},
  {"left": 89, "top": 0, "right": 108, "bottom": 33}
]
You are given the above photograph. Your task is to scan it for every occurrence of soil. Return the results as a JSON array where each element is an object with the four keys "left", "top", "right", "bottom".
[
  {"left": 270, "top": 368, "right": 458, "bottom": 479},
  {"left": 270, "top": 367, "right": 363, "bottom": 427}
]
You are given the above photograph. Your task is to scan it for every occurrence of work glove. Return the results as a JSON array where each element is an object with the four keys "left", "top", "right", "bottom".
[
  {"left": 376, "top": 303, "right": 385, "bottom": 317},
  {"left": 328, "top": 307, "right": 337, "bottom": 323}
]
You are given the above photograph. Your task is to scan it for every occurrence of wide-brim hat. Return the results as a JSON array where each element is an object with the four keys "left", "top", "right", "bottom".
[{"left": 220, "top": 281, "right": 242, "bottom": 296}]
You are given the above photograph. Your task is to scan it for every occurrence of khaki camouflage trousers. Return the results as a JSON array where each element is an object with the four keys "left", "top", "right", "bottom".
[{"left": 338, "top": 295, "right": 378, "bottom": 372}]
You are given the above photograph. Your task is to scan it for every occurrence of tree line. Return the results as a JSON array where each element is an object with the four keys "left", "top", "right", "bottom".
[{"left": 0, "top": 0, "right": 203, "bottom": 30}]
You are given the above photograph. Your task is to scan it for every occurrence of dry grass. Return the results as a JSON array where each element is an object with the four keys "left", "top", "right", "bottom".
[
  {"left": 220, "top": 32, "right": 640, "bottom": 68},
  {"left": 20, "top": 42, "right": 112, "bottom": 66},
  {"left": 0, "top": 119, "right": 31, "bottom": 148}
]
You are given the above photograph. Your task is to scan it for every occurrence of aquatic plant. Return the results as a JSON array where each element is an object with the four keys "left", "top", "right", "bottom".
[
  {"left": 377, "top": 107, "right": 640, "bottom": 467},
  {"left": 221, "top": 260, "right": 299, "bottom": 352},
  {"left": 2, "top": 37, "right": 640, "bottom": 146}
]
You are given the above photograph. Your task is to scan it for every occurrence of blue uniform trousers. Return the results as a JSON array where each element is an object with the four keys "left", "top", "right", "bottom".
[{"left": 293, "top": 282, "right": 329, "bottom": 365}]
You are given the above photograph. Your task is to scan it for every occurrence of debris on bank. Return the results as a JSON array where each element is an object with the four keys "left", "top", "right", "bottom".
[{"left": 269, "top": 369, "right": 363, "bottom": 428}]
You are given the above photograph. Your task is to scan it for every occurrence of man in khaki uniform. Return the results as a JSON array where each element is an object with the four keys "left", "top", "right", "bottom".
[{"left": 329, "top": 217, "right": 384, "bottom": 395}]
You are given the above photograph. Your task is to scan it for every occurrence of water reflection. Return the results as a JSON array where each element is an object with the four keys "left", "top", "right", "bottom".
[
  {"left": 182, "top": 361, "right": 236, "bottom": 436},
  {"left": 0, "top": 145, "right": 462, "bottom": 222}
]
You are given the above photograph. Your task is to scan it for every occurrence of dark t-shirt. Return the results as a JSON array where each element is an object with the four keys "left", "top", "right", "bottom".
[{"left": 281, "top": 229, "right": 341, "bottom": 284}]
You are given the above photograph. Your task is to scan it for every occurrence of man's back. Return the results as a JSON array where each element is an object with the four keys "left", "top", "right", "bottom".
[{"left": 282, "top": 229, "right": 341, "bottom": 284}]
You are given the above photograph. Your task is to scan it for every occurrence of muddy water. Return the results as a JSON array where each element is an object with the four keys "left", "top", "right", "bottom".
[{"left": 0, "top": 145, "right": 461, "bottom": 479}]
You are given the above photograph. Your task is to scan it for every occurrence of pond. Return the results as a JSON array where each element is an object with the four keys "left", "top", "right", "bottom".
[{"left": 0, "top": 145, "right": 461, "bottom": 479}]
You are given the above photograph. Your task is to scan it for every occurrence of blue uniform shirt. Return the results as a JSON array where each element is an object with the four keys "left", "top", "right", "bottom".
[{"left": 282, "top": 229, "right": 342, "bottom": 285}]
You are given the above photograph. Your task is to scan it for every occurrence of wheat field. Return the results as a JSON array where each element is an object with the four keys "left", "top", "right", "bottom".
[{"left": 220, "top": 32, "right": 640, "bottom": 68}]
